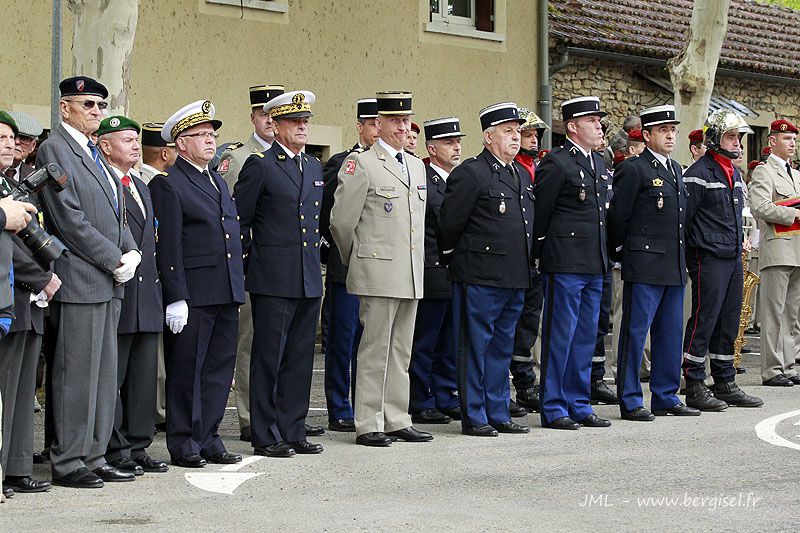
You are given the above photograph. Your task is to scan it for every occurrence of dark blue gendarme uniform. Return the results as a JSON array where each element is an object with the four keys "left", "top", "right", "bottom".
[
  {"left": 682, "top": 152, "right": 744, "bottom": 383},
  {"left": 437, "top": 103, "right": 533, "bottom": 433},
  {"left": 532, "top": 97, "right": 610, "bottom": 427},
  {"left": 608, "top": 141, "right": 687, "bottom": 414}
]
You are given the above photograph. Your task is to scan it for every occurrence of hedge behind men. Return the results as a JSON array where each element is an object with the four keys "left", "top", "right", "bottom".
[
  {"left": 330, "top": 91, "right": 430, "bottom": 447},
  {"left": 319, "top": 98, "right": 379, "bottom": 432},
  {"left": 437, "top": 103, "right": 534, "bottom": 436},
  {"left": 218, "top": 84, "right": 283, "bottom": 443},
  {"left": 608, "top": 105, "right": 698, "bottom": 421},
  {"left": 149, "top": 100, "right": 245, "bottom": 467},
  {"left": 532, "top": 96, "right": 612, "bottom": 430},
  {"left": 97, "top": 116, "right": 168, "bottom": 474},
  {"left": 682, "top": 109, "right": 762, "bottom": 410},
  {"left": 36, "top": 76, "right": 141, "bottom": 488},
  {"left": 748, "top": 119, "right": 800, "bottom": 386}
]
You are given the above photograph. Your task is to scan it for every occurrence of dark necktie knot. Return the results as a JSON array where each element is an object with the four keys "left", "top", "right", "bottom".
[
  {"left": 787, "top": 162, "right": 793, "bottom": 177},
  {"left": 4, "top": 167, "right": 15, "bottom": 180},
  {"left": 395, "top": 153, "right": 404, "bottom": 165}
]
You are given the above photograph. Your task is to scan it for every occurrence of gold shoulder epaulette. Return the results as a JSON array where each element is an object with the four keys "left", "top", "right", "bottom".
[
  {"left": 255, "top": 152, "right": 264, "bottom": 158},
  {"left": 226, "top": 141, "right": 244, "bottom": 151},
  {"left": 156, "top": 172, "right": 168, "bottom": 177}
]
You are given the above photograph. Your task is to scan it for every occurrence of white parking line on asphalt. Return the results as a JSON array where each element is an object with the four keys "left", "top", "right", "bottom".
[
  {"left": 225, "top": 406, "right": 328, "bottom": 412},
  {"left": 754, "top": 409, "right": 800, "bottom": 451}
]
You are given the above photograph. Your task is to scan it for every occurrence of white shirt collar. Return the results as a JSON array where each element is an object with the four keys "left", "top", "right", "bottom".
[
  {"left": 429, "top": 162, "right": 450, "bottom": 180},
  {"left": 180, "top": 155, "right": 208, "bottom": 174},
  {"left": 769, "top": 153, "right": 791, "bottom": 168},
  {"left": 254, "top": 133, "right": 271, "bottom": 151},
  {"left": 567, "top": 137, "right": 592, "bottom": 159},
  {"left": 378, "top": 138, "right": 403, "bottom": 160},
  {"left": 648, "top": 148, "right": 672, "bottom": 170},
  {"left": 139, "top": 163, "right": 160, "bottom": 176},
  {"left": 61, "top": 121, "right": 92, "bottom": 156},
  {"left": 275, "top": 140, "right": 301, "bottom": 159}
]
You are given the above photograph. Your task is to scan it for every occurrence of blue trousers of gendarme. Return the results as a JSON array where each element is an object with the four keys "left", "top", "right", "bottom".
[
  {"left": 452, "top": 283, "right": 524, "bottom": 429},
  {"left": 539, "top": 273, "right": 602, "bottom": 425},
  {"left": 409, "top": 298, "right": 459, "bottom": 414},
  {"left": 616, "top": 282, "right": 684, "bottom": 412},
  {"left": 324, "top": 282, "right": 361, "bottom": 422}
]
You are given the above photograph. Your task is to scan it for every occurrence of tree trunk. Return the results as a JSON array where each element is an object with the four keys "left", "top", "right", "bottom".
[
  {"left": 66, "top": 0, "right": 138, "bottom": 116},
  {"left": 667, "top": 0, "right": 731, "bottom": 165}
]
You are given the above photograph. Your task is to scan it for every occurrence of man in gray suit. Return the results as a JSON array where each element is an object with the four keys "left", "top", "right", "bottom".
[
  {"left": 36, "top": 76, "right": 141, "bottom": 489},
  {"left": 330, "top": 91, "right": 430, "bottom": 447}
]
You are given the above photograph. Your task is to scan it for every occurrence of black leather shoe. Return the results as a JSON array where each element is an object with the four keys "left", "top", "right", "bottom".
[
  {"left": 577, "top": 413, "right": 612, "bottom": 427},
  {"left": 288, "top": 440, "right": 324, "bottom": 454},
  {"left": 515, "top": 388, "right": 540, "bottom": 412},
  {"left": 33, "top": 448, "right": 49, "bottom": 464},
  {"left": 329, "top": 418, "right": 356, "bottom": 432},
  {"left": 461, "top": 424, "right": 499, "bottom": 437},
  {"left": 789, "top": 375, "right": 800, "bottom": 385},
  {"left": 740, "top": 346, "right": 752, "bottom": 354},
  {"left": 685, "top": 379, "right": 728, "bottom": 411},
  {"left": 590, "top": 380, "right": 619, "bottom": 405},
  {"left": 93, "top": 463, "right": 135, "bottom": 482},
  {"left": 652, "top": 402, "right": 701, "bottom": 417},
  {"left": 154, "top": 422, "right": 166, "bottom": 433},
  {"left": 172, "top": 454, "right": 207, "bottom": 468},
  {"left": 620, "top": 407, "right": 655, "bottom": 421},
  {"left": 712, "top": 381, "right": 763, "bottom": 407},
  {"left": 239, "top": 426, "right": 252, "bottom": 442},
  {"left": 133, "top": 455, "right": 169, "bottom": 473},
  {"left": 736, "top": 367, "right": 747, "bottom": 374},
  {"left": 2, "top": 487, "right": 14, "bottom": 498},
  {"left": 763, "top": 374, "right": 794, "bottom": 387},
  {"left": 411, "top": 408, "right": 452, "bottom": 424},
  {"left": 109, "top": 457, "right": 144, "bottom": 476},
  {"left": 355, "top": 432, "right": 392, "bottom": 447},
  {"left": 203, "top": 451, "right": 242, "bottom": 464},
  {"left": 254, "top": 442, "right": 296, "bottom": 457},
  {"left": 304, "top": 423, "right": 325, "bottom": 436},
  {"left": 490, "top": 421, "right": 530, "bottom": 433},
  {"left": 3, "top": 476, "right": 51, "bottom": 493},
  {"left": 385, "top": 427, "right": 433, "bottom": 442},
  {"left": 440, "top": 406, "right": 461, "bottom": 420},
  {"left": 509, "top": 400, "right": 528, "bottom": 418},
  {"left": 744, "top": 326, "right": 760, "bottom": 335},
  {"left": 51, "top": 467, "right": 103, "bottom": 489},
  {"left": 543, "top": 416, "right": 580, "bottom": 430}
]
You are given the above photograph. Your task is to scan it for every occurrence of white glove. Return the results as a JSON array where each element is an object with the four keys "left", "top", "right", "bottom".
[
  {"left": 165, "top": 300, "right": 188, "bottom": 334},
  {"left": 113, "top": 250, "right": 142, "bottom": 283}
]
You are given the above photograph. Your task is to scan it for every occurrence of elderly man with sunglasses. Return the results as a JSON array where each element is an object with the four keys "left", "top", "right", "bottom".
[{"left": 35, "top": 76, "right": 141, "bottom": 489}]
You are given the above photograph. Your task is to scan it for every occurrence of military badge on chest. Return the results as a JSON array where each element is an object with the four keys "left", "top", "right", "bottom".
[
  {"left": 578, "top": 170, "right": 587, "bottom": 203},
  {"left": 652, "top": 178, "right": 664, "bottom": 210},
  {"left": 384, "top": 201, "right": 393, "bottom": 213}
]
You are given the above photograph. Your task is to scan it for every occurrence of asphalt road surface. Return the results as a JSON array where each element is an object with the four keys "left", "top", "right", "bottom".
[{"left": 3, "top": 333, "right": 799, "bottom": 532}]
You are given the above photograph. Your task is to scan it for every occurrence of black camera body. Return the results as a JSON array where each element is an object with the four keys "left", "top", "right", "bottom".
[{"left": 3, "top": 163, "right": 69, "bottom": 269}]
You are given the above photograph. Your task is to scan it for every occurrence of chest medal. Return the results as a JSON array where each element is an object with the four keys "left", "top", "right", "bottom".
[
  {"left": 579, "top": 188, "right": 586, "bottom": 202},
  {"left": 384, "top": 201, "right": 393, "bottom": 213},
  {"left": 499, "top": 199, "right": 506, "bottom": 214},
  {"left": 657, "top": 195, "right": 664, "bottom": 210}
]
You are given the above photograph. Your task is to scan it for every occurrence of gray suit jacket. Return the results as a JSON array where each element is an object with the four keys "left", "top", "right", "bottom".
[
  {"left": 36, "top": 123, "right": 137, "bottom": 303},
  {"left": 749, "top": 156, "right": 800, "bottom": 269}
]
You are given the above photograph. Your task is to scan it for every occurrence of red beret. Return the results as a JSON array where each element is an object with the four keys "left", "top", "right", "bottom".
[
  {"left": 613, "top": 153, "right": 626, "bottom": 165},
  {"left": 770, "top": 119, "right": 799, "bottom": 134},
  {"left": 748, "top": 160, "right": 763, "bottom": 171},
  {"left": 410, "top": 122, "right": 420, "bottom": 134},
  {"left": 537, "top": 149, "right": 550, "bottom": 159},
  {"left": 762, "top": 146, "right": 772, "bottom": 156},
  {"left": 628, "top": 129, "right": 644, "bottom": 143},
  {"left": 688, "top": 129, "right": 704, "bottom": 144}
]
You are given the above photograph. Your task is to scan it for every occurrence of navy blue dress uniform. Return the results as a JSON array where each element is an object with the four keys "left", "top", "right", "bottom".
[
  {"left": 608, "top": 105, "right": 695, "bottom": 419},
  {"left": 149, "top": 101, "right": 245, "bottom": 466},
  {"left": 234, "top": 90, "right": 325, "bottom": 456},
  {"left": 681, "top": 109, "right": 763, "bottom": 409},
  {"left": 408, "top": 118, "right": 463, "bottom": 422},
  {"left": 318, "top": 98, "right": 377, "bottom": 431},
  {"left": 532, "top": 96, "right": 611, "bottom": 429},
  {"left": 437, "top": 103, "right": 534, "bottom": 436},
  {"left": 94, "top": 117, "right": 168, "bottom": 472}
]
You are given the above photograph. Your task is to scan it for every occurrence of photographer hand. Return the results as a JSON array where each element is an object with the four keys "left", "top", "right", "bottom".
[
  {"left": 0, "top": 197, "right": 37, "bottom": 233},
  {"left": 42, "top": 273, "right": 61, "bottom": 301},
  {"left": 165, "top": 300, "right": 188, "bottom": 334},
  {"left": 113, "top": 250, "right": 142, "bottom": 283}
]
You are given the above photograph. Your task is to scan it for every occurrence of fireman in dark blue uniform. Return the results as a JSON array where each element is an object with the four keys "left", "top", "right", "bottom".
[
  {"left": 532, "top": 96, "right": 612, "bottom": 430},
  {"left": 608, "top": 105, "right": 699, "bottom": 421},
  {"left": 681, "top": 109, "right": 763, "bottom": 410}
]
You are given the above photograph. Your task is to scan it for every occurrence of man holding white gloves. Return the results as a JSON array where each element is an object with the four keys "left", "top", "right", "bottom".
[
  {"left": 149, "top": 100, "right": 245, "bottom": 468},
  {"left": 36, "top": 76, "right": 141, "bottom": 488}
]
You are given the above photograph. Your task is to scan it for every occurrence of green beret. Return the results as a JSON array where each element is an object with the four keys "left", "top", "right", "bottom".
[
  {"left": 96, "top": 115, "right": 141, "bottom": 137},
  {"left": 0, "top": 111, "right": 19, "bottom": 136}
]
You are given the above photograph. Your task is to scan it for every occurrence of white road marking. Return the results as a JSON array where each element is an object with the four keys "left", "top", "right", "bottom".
[
  {"left": 186, "top": 456, "right": 267, "bottom": 495},
  {"left": 225, "top": 406, "right": 327, "bottom": 412},
  {"left": 754, "top": 409, "right": 800, "bottom": 451}
]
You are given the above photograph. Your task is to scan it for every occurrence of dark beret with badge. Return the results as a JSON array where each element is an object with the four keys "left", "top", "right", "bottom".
[
  {"left": 0, "top": 110, "right": 19, "bottom": 136},
  {"left": 770, "top": 119, "right": 799, "bottom": 135},
  {"left": 59, "top": 76, "right": 108, "bottom": 99},
  {"left": 96, "top": 115, "right": 141, "bottom": 137}
]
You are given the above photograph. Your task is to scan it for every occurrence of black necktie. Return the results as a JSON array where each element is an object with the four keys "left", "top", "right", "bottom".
[
  {"left": 787, "top": 162, "right": 793, "bottom": 178},
  {"left": 293, "top": 155, "right": 303, "bottom": 174},
  {"left": 507, "top": 163, "right": 520, "bottom": 190},
  {"left": 203, "top": 169, "right": 219, "bottom": 193},
  {"left": 395, "top": 153, "right": 403, "bottom": 165},
  {"left": 667, "top": 159, "right": 676, "bottom": 179}
]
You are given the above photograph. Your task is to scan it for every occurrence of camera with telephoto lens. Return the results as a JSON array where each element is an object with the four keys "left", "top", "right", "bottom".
[{"left": 1, "top": 163, "right": 69, "bottom": 269}]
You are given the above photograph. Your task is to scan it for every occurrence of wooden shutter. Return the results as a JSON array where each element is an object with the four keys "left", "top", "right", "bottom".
[{"left": 475, "top": 0, "right": 494, "bottom": 32}]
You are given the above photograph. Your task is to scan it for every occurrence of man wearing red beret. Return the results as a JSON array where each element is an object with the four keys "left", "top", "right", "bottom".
[
  {"left": 688, "top": 129, "right": 706, "bottom": 162},
  {"left": 748, "top": 119, "right": 800, "bottom": 386}
]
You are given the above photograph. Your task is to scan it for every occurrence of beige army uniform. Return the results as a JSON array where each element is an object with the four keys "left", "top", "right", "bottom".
[
  {"left": 749, "top": 154, "right": 800, "bottom": 380},
  {"left": 330, "top": 139, "right": 426, "bottom": 435},
  {"left": 217, "top": 132, "right": 270, "bottom": 432}
]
